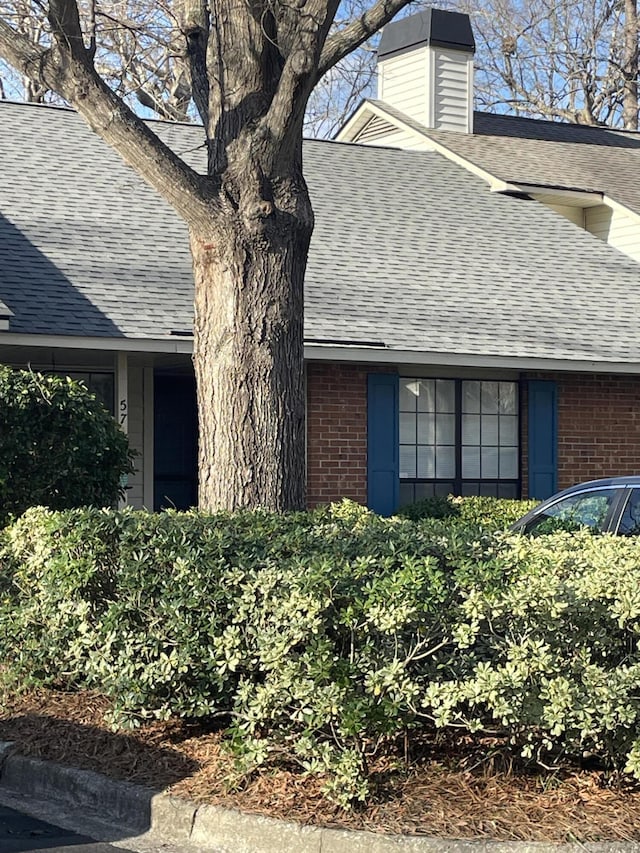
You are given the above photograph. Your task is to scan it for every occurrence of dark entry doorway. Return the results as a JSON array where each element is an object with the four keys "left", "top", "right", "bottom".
[{"left": 154, "top": 373, "right": 198, "bottom": 510}]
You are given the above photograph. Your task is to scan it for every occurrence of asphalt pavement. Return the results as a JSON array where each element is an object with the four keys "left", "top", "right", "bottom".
[{"left": 0, "top": 803, "right": 136, "bottom": 853}]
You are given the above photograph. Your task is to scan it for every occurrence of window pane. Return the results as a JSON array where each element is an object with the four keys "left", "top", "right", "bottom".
[
  {"left": 526, "top": 489, "right": 615, "bottom": 534},
  {"left": 417, "top": 413, "right": 435, "bottom": 445},
  {"left": 481, "top": 381, "right": 500, "bottom": 414},
  {"left": 499, "top": 447, "right": 518, "bottom": 479},
  {"left": 400, "top": 413, "right": 416, "bottom": 444},
  {"left": 434, "top": 481, "right": 454, "bottom": 496},
  {"left": 415, "top": 482, "right": 435, "bottom": 499},
  {"left": 436, "top": 380, "right": 455, "bottom": 413},
  {"left": 436, "top": 446, "right": 455, "bottom": 478},
  {"left": 497, "top": 482, "right": 518, "bottom": 499},
  {"left": 481, "top": 446, "right": 499, "bottom": 478},
  {"left": 462, "top": 446, "right": 481, "bottom": 478},
  {"left": 499, "top": 382, "right": 517, "bottom": 415},
  {"left": 89, "top": 373, "right": 115, "bottom": 414},
  {"left": 436, "top": 413, "right": 455, "bottom": 445},
  {"left": 462, "top": 414, "right": 480, "bottom": 445},
  {"left": 400, "top": 446, "right": 417, "bottom": 479},
  {"left": 463, "top": 381, "right": 481, "bottom": 413},
  {"left": 399, "top": 482, "right": 416, "bottom": 507},
  {"left": 416, "top": 380, "right": 435, "bottom": 413},
  {"left": 400, "top": 379, "right": 420, "bottom": 412},
  {"left": 417, "top": 445, "right": 435, "bottom": 478},
  {"left": 500, "top": 415, "right": 518, "bottom": 446},
  {"left": 461, "top": 481, "right": 480, "bottom": 496},
  {"left": 481, "top": 415, "right": 499, "bottom": 446},
  {"left": 479, "top": 481, "right": 498, "bottom": 497}
]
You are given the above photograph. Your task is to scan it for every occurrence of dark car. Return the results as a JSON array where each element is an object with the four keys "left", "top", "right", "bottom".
[{"left": 511, "top": 477, "right": 640, "bottom": 536}]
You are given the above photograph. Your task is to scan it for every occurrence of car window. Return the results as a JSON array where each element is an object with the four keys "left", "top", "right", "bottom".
[
  {"left": 525, "top": 489, "right": 616, "bottom": 535},
  {"left": 617, "top": 489, "right": 640, "bottom": 535}
]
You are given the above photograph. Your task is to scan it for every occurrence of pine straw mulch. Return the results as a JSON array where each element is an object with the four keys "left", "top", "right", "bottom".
[{"left": 1, "top": 688, "right": 640, "bottom": 843}]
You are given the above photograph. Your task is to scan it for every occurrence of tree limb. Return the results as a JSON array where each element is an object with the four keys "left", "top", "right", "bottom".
[
  {"left": 180, "top": 0, "right": 209, "bottom": 128},
  {"left": 0, "top": 13, "right": 215, "bottom": 229},
  {"left": 48, "top": 0, "right": 87, "bottom": 60},
  {"left": 317, "top": 0, "right": 412, "bottom": 78},
  {"left": 263, "top": 0, "right": 337, "bottom": 161}
]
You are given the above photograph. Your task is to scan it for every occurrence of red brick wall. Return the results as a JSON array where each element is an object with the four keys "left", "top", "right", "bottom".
[
  {"left": 307, "top": 366, "right": 640, "bottom": 506},
  {"left": 523, "top": 372, "right": 640, "bottom": 496},
  {"left": 306, "top": 362, "right": 373, "bottom": 507}
]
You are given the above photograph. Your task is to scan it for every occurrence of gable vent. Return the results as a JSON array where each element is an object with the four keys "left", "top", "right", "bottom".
[{"left": 356, "top": 115, "right": 398, "bottom": 143}]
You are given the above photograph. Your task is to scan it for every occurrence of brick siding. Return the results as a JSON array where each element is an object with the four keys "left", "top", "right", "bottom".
[
  {"left": 523, "top": 372, "right": 640, "bottom": 496},
  {"left": 306, "top": 362, "right": 371, "bottom": 507},
  {"left": 306, "top": 365, "right": 640, "bottom": 507}
]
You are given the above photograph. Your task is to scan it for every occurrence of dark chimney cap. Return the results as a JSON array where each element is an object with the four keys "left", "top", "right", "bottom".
[{"left": 377, "top": 8, "right": 475, "bottom": 61}]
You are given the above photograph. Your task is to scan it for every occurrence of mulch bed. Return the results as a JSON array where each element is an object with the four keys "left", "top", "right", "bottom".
[{"left": 1, "top": 688, "right": 640, "bottom": 842}]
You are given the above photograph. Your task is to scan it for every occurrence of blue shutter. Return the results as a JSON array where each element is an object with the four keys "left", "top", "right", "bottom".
[
  {"left": 367, "top": 374, "right": 399, "bottom": 515},
  {"left": 528, "top": 380, "right": 558, "bottom": 500}
]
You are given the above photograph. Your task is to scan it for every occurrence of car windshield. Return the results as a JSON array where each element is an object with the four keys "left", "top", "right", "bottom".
[{"left": 525, "top": 488, "right": 616, "bottom": 535}]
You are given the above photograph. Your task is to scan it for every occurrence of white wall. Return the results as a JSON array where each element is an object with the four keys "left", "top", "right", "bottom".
[
  {"left": 126, "top": 363, "right": 145, "bottom": 508},
  {"left": 585, "top": 204, "right": 640, "bottom": 264},
  {"left": 546, "top": 204, "right": 585, "bottom": 228},
  {"left": 377, "top": 47, "right": 430, "bottom": 125}
]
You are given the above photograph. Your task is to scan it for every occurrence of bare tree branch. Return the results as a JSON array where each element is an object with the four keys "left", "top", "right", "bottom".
[
  {"left": 317, "top": 0, "right": 412, "bottom": 78},
  {"left": 48, "top": 0, "right": 87, "bottom": 59}
]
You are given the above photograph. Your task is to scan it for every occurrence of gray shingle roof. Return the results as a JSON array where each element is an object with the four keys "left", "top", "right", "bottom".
[
  {"left": 369, "top": 99, "right": 640, "bottom": 213},
  {"left": 2, "top": 100, "right": 640, "bottom": 364}
]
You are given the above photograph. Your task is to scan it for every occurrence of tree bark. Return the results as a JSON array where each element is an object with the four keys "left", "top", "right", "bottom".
[{"left": 190, "top": 170, "right": 311, "bottom": 512}]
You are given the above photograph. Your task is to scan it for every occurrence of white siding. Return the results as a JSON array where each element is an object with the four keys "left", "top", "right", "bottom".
[
  {"left": 546, "top": 204, "right": 585, "bottom": 227},
  {"left": 434, "top": 49, "right": 471, "bottom": 132},
  {"left": 126, "top": 363, "right": 145, "bottom": 508},
  {"left": 377, "top": 47, "right": 429, "bottom": 125},
  {"left": 585, "top": 204, "right": 640, "bottom": 264}
]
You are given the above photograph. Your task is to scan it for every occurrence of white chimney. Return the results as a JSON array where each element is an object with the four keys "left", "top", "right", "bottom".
[{"left": 377, "top": 9, "right": 475, "bottom": 133}]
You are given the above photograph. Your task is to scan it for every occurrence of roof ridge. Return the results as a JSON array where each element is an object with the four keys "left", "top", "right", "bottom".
[{"left": 474, "top": 109, "right": 640, "bottom": 136}]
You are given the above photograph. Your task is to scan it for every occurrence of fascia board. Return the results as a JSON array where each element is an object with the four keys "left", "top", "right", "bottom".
[{"left": 303, "top": 344, "right": 640, "bottom": 375}]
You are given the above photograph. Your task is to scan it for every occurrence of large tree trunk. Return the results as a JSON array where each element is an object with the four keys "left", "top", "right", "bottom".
[{"left": 190, "top": 172, "right": 311, "bottom": 512}]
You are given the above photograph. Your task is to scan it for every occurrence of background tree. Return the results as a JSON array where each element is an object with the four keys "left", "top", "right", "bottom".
[
  {"left": 0, "top": 0, "right": 413, "bottom": 512},
  {"left": 0, "top": 0, "right": 193, "bottom": 119},
  {"left": 0, "top": 0, "right": 379, "bottom": 132},
  {"left": 466, "top": 0, "right": 639, "bottom": 128}
]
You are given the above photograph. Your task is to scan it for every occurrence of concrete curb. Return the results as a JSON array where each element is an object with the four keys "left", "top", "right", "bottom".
[{"left": 1, "top": 742, "right": 639, "bottom": 852}]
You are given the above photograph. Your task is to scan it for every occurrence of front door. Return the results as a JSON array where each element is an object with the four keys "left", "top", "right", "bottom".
[{"left": 153, "top": 373, "right": 198, "bottom": 510}]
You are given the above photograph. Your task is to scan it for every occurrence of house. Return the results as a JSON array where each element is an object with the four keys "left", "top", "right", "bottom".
[{"left": 2, "top": 7, "right": 640, "bottom": 515}]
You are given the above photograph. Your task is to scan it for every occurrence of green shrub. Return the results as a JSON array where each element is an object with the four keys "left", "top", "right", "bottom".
[
  {"left": 397, "top": 494, "right": 537, "bottom": 528},
  {"left": 3, "top": 500, "right": 640, "bottom": 806},
  {"left": 423, "top": 530, "right": 640, "bottom": 778},
  {"left": 0, "top": 367, "right": 133, "bottom": 524},
  {"left": 0, "top": 502, "right": 500, "bottom": 803},
  {"left": 396, "top": 495, "right": 458, "bottom": 520},
  {"left": 453, "top": 495, "right": 538, "bottom": 528}
]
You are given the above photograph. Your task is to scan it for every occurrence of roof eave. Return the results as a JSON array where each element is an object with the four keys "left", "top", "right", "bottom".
[{"left": 304, "top": 343, "right": 640, "bottom": 375}]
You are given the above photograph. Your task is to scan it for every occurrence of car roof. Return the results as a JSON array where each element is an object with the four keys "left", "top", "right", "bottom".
[{"left": 543, "top": 476, "right": 640, "bottom": 501}]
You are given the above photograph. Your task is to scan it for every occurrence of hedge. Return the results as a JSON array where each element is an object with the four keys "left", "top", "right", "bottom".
[{"left": 2, "top": 498, "right": 640, "bottom": 805}]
